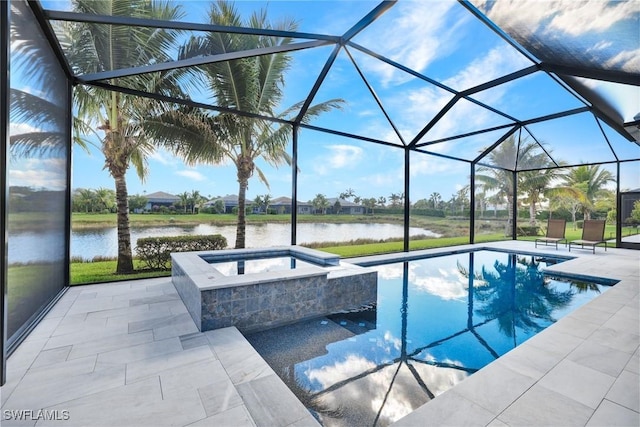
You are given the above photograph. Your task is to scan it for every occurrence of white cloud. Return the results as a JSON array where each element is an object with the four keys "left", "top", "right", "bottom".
[
  {"left": 412, "top": 273, "right": 468, "bottom": 301},
  {"left": 175, "top": 170, "right": 206, "bottom": 182},
  {"left": 374, "top": 263, "right": 404, "bottom": 280},
  {"left": 9, "top": 121, "right": 40, "bottom": 136},
  {"left": 357, "top": 109, "right": 378, "bottom": 118},
  {"left": 546, "top": 1, "right": 637, "bottom": 36},
  {"left": 357, "top": 1, "right": 465, "bottom": 86},
  {"left": 359, "top": 44, "right": 527, "bottom": 148},
  {"left": 605, "top": 48, "right": 640, "bottom": 73},
  {"left": 8, "top": 158, "right": 67, "bottom": 190},
  {"left": 410, "top": 152, "right": 466, "bottom": 178},
  {"left": 476, "top": 0, "right": 636, "bottom": 38},
  {"left": 444, "top": 45, "right": 530, "bottom": 92},
  {"left": 303, "top": 352, "right": 468, "bottom": 425},
  {"left": 588, "top": 41, "right": 613, "bottom": 53},
  {"left": 149, "top": 149, "right": 179, "bottom": 166},
  {"left": 313, "top": 144, "right": 364, "bottom": 175}
]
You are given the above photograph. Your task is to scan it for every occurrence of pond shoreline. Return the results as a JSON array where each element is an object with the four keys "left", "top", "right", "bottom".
[{"left": 70, "top": 212, "right": 409, "bottom": 229}]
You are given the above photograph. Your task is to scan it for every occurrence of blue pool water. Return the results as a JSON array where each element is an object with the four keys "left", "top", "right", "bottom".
[
  {"left": 207, "top": 256, "right": 317, "bottom": 276},
  {"left": 245, "top": 250, "right": 614, "bottom": 427}
]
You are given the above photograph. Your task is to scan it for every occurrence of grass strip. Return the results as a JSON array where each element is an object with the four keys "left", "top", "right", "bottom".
[
  {"left": 70, "top": 260, "right": 169, "bottom": 285},
  {"left": 69, "top": 223, "right": 623, "bottom": 284}
]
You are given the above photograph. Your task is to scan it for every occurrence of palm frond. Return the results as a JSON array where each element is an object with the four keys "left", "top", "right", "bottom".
[
  {"left": 255, "top": 166, "right": 270, "bottom": 190},
  {"left": 143, "top": 107, "right": 226, "bottom": 165},
  {"left": 10, "top": 132, "right": 67, "bottom": 158}
]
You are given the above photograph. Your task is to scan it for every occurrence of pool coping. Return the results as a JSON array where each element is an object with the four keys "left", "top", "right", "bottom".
[{"left": 171, "top": 245, "right": 340, "bottom": 291}]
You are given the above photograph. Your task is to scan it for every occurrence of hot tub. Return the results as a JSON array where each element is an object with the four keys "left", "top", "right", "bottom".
[{"left": 171, "top": 246, "right": 377, "bottom": 333}]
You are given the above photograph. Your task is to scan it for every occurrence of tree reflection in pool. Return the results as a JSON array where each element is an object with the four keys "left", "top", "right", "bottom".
[{"left": 245, "top": 250, "right": 613, "bottom": 427}]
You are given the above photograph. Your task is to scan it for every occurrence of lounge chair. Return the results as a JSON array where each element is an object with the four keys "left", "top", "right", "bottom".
[
  {"left": 535, "top": 219, "right": 567, "bottom": 249},
  {"left": 569, "top": 219, "right": 607, "bottom": 253}
]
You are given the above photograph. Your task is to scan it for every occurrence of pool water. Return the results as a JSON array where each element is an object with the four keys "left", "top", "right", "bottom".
[
  {"left": 245, "top": 250, "right": 613, "bottom": 427},
  {"left": 207, "top": 256, "right": 317, "bottom": 276}
]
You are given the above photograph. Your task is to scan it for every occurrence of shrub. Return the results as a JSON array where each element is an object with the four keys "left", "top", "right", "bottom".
[
  {"left": 517, "top": 225, "right": 541, "bottom": 236},
  {"left": 409, "top": 208, "right": 446, "bottom": 218},
  {"left": 576, "top": 220, "right": 584, "bottom": 229},
  {"left": 136, "top": 234, "right": 227, "bottom": 271}
]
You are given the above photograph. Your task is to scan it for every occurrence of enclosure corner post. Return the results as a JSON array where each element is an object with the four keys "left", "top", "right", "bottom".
[
  {"left": 403, "top": 147, "right": 410, "bottom": 252},
  {"left": 291, "top": 124, "right": 298, "bottom": 246},
  {"left": 0, "top": 0, "right": 9, "bottom": 387},
  {"left": 470, "top": 163, "right": 476, "bottom": 244}
]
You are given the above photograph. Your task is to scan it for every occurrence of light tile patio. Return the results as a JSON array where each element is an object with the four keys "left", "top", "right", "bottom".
[{"left": 0, "top": 241, "right": 637, "bottom": 427}]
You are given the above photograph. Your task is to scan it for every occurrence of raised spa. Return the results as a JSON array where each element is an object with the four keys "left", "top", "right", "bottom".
[{"left": 171, "top": 246, "right": 377, "bottom": 333}]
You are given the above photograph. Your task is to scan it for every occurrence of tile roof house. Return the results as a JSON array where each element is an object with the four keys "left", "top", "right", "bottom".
[{"left": 143, "top": 191, "right": 180, "bottom": 211}]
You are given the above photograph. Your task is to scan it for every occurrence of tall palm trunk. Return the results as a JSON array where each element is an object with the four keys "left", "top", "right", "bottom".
[
  {"left": 529, "top": 202, "right": 537, "bottom": 226},
  {"left": 235, "top": 154, "right": 254, "bottom": 249},
  {"left": 506, "top": 195, "right": 514, "bottom": 237},
  {"left": 102, "top": 105, "right": 134, "bottom": 274},
  {"left": 114, "top": 174, "right": 134, "bottom": 273},
  {"left": 235, "top": 177, "right": 248, "bottom": 248}
]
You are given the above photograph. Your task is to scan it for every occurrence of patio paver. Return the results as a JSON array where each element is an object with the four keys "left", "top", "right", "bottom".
[{"left": 0, "top": 241, "right": 637, "bottom": 427}]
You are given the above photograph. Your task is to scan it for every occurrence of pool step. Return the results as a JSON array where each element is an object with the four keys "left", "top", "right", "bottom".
[{"left": 331, "top": 316, "right": 376, "bottom": 335}]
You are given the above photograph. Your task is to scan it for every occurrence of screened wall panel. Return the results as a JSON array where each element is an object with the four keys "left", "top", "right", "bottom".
[
  {"left": 620, "top": 161, "right": 640, "bottom": 246},
  {"left": 296, "top": 128, "right": 406, "bottom": 249},
  {"left": 474, "top": 165, "right": 509, "bottom": 244},
  {"left": 7, "top": 0, "right": 70, "bottom": 345},
  {"left": 410, "top": 152, "right": 470, "bottom": 249}
]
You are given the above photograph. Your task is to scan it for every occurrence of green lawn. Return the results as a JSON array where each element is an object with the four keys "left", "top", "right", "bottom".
[
  {"left": 70, "top": 260, "right": 169, "bottom": 285},
  {"left": 70, "top": 234, "right": 506, "bottom": 284},
  {"left": 69, "top": 221, "right": 632, "bottom": 285},
  {"left": 72, "top": 212, "right": 466, "bottom": 233}
]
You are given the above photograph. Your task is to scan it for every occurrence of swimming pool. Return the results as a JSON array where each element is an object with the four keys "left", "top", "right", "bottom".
[
  {"left": 206, "top": 256, "right": 318, "bottom": 276},
  {"left": 245, "top": 250, "right": 615, "bottom": 427}
]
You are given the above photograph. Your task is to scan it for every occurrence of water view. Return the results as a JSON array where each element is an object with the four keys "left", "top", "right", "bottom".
[{"left": 9, "top": 223, "right": 436, "bottom": 263}]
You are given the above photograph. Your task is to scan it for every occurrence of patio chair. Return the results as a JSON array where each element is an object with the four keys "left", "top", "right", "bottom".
[
  {"left": 535, "top": 219, "right": 567, "bottom": 249},
  {"left": 569, "top": 219, "right": 607, "bottom": 254}
]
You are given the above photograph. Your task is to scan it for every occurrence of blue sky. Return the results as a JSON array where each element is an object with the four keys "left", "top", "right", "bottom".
[{"left": 13, "top": 1, "right": 640, "bottom": 201}]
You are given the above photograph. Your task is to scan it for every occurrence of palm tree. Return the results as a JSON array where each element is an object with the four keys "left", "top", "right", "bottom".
[
  {"left": 252, "top": 195, "right": 263, "bottom": 214},
  {"left": 518, "top": 151, "right": 563, "bottom": 226},
  {"left": 311, "top": 194, "right": 330, "bottom": 215},
  {"left": 428, "top": 192, "right": 442, "bottom": 209},
  {"left": 560, "top": 165, "right": 615, "bottom": 220},
  {"left": 63, "top": 0, "right": 185, "bottom": 273},
  {"left": 388, "top": 192, "right": 402, "bottom": 208},
  {"left": 74, "top": 188, "right": 96, "bottom": 213},
  {"left": 476, "top": 190, "right": 487, "bottom": 219},
  {"left": 476, "top": 135, "right": 540, "bottom": 236},
  {"left": 339, "top": 188, "right": 356, "bottom": 201},
  {"left": 333, "top": 199, "right": 342, "bottom": 214},
  {"left": 94, "top": 187, "right": 116, "bottom": 212},
  {"left": 178, "top": 191, "right": 190, "bottom": 213},
  {"left": 189, "top": 190, "right": 203, "bottom": 214},
  {"left": 262, "top": 194, "right": 272, "bottom": 215},
  {"left": 363, "top": 198, "right": 377, "bottom": 215},
  {"left": 144, "top": 1, "right": 343, "bottom": 248},
  {"left": 457, "top": 185, "right": 470, "bottom": 213}
]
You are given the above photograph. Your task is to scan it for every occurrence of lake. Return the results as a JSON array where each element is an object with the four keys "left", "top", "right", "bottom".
[{"left": 9, "top": 222, "right": 439, "bottom": 263}]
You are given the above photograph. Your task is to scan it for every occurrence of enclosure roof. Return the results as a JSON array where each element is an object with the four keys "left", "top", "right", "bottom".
[{"left": 34, "top": 0, "right": 640, "bottom": 171}]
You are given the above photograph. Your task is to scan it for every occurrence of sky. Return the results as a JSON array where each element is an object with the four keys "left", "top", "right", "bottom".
[{"left": 11, "top": 0, "right": 640, "bottom": 202}]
